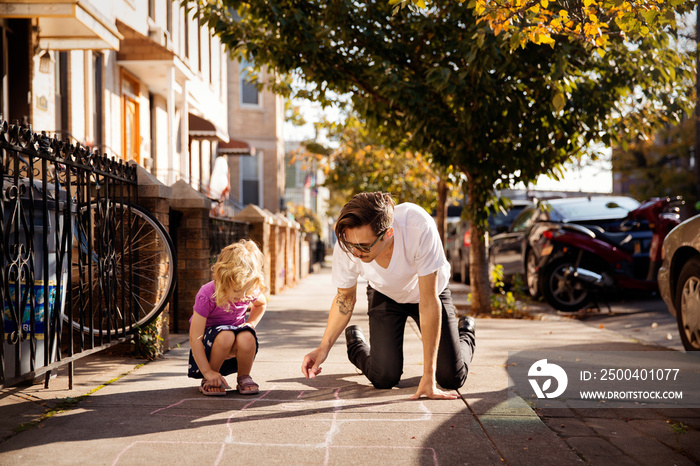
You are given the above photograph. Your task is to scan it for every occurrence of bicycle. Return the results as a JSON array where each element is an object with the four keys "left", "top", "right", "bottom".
[
  {"left": 70, "top": 197, "right": 176, "bottom": 337},
  {"left": 2, "top": 134, "right": 176, "bottom": 340}
]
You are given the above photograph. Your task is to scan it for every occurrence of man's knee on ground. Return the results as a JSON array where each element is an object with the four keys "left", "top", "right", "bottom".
[
  {"left": 436, "top": 368, "right": 467, "bottom": 391},
  {"left": 368, "top": 369, "right": 402, "bottom": 390}
]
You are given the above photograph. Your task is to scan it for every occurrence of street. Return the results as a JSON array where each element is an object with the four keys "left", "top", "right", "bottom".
[
  {"left": 449, "top": 280, "right": 685, "bottom": 352},
  {"left": 563, "top": 295, "right": 684, "bottom": 352},
  {"left": 2, "top": 268, "right": 699, "bottom": 465}
]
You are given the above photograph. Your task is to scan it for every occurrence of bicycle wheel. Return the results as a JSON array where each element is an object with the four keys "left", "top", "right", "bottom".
[{"left": 68, "top": 202, "right": 176, "bottom": 336}]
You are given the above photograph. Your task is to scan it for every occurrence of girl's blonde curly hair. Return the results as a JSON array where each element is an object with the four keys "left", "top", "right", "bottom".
[{"left": 212, "top": 239, "right": 267, "bottom": 309}]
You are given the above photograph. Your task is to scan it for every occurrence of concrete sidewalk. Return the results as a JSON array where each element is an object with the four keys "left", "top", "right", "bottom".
[{"left": 1, "top": 267, "right": 699, "bottom": 465}]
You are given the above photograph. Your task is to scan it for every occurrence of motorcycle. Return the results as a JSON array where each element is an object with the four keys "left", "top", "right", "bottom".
[{"left": 536, "top": 196, "right": 684, "bottom": 312}]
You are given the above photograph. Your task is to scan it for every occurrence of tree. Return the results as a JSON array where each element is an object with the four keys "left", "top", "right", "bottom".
[
  {"left": 189, "top": 0, "right": 694, "bottom": 312},
  {"left": 613, "top": 118, "right": 697, "bottom": 206},
  {"left": 611, "top": 10, "right": 697, "bottom": 212},
  {"left": 395, "top": 0, "right": 693, "bottom": 50},
  {"left": 287, "top": 203, "right": 324, "bottom": 237},
  {"left": 291, "top": 116, "right": 446, "bottom": 219}
]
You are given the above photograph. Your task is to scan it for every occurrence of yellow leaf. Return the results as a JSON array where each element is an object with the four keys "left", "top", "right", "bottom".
[
  {"left": 595, "top": 47, "right": 606, "bottom": 58},
  {"left": 540, "top": 0, "right": 549, "bottom": 8},
  {"left": 552, "top": 92, "right": 566, "bottom": 112},
  {"left": 540, "top": 34, "right": 555, "bottom": 45}
]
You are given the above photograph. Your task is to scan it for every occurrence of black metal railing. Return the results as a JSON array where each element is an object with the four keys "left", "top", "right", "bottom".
[
  {"left": 209, "top": 217, "right": 250, "bottom": 265},
  {"left": 0, "top": 121, "right": 166, "bottom": 388}
]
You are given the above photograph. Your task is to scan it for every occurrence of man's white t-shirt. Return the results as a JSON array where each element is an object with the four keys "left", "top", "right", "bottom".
[{"left": 332, "top": 203, "right": 450, "bottom": 304}]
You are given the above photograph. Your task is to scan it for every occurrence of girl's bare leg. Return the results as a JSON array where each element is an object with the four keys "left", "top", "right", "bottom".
[
  {"left": 209, "top": 331, "right": 236, "bottom": 388},
  {"left": 234, "top": 331, "right": 256, "bottom": 376}
]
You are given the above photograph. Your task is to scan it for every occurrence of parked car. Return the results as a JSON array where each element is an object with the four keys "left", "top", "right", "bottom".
[
  {"left": 445, "top": 199, "right": 532, "bottom": 283},
  {"left": 658, "top": 213, "right": 700, "bottom": 351},
  {"left": 489, "top": 195, "right": 641, "bottom": 298}
]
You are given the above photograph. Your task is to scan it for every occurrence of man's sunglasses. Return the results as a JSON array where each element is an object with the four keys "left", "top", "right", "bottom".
[{"left": 345, "top": 230, "right": 386, "bottom": 254}]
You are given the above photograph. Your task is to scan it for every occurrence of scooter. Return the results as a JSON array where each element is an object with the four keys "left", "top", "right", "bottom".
[{"left": 536, "top": 196, "right": 683, "bottom": 312}]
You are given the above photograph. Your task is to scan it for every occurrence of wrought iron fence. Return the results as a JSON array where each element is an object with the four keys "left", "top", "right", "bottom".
[
  {"left": 1, "top": 121, "right": 175, "bottom": 388},
  {"left": 209, "top": 217, "right": 250, "bottom": 265}
]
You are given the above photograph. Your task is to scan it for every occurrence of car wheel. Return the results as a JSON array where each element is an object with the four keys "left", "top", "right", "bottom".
[
  {"left": 674, "top": 256, "right": 700, "bottom": 351},
  {"left": 526, "top": 249, "right": 540, "bottom": 298},
  {"left": 541, "top": 257, "right": 590, "bottom": 312}
]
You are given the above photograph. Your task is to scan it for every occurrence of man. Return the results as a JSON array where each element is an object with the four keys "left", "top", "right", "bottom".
[{"left": 301, "top": 192, "right": 476, "bottom": 400}]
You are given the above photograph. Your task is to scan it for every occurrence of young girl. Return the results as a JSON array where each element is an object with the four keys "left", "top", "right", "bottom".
[{"left": 188, "top": 239, "right": 267, "bottom": 395}]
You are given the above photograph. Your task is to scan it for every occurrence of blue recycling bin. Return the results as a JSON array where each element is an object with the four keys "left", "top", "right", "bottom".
[{"left": 2, "top": 180, "right": 69, "bottom": 377}]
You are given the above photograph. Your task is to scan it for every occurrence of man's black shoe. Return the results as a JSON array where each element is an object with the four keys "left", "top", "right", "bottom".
[
  {"left": 458, "top": 315, "right": 476, "bottom": 348},
  {"left": 345, "top": 325, "right": 367, "bottom": 351},
  {"left": 458, "top": 315, "right": 475, "bottom": 334},
  {"left": 345, "top": 325, "right": 368, "bottom": 370}
]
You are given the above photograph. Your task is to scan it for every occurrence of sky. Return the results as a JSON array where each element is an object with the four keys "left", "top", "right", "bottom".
[
  {"left": 284, "top": 100, "right": 615, "bottom": 195},
  {"left": 528, "top": 157, "right": 613, "bottom": 193}
]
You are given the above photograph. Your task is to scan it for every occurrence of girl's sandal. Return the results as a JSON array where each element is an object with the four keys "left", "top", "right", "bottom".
[
  {"left": 236, "top": 375, "right": 259, "bottom": 395},
  {"left": 199, "top": 380, "right": 226, "bottom": 396}
]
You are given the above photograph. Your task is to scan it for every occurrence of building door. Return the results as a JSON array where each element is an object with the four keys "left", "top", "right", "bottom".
[
  {"left": 121, "top": 72, "right": 140, "bottom": 164},
  {"left": 1, "top": 19, "right": 30, "bottom": 124}
]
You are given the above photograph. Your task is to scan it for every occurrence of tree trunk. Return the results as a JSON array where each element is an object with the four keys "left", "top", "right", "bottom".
[
  {"left": 466, "top": 178, "right": 491, "bottom": 314},
  {"left": 695, "top": 7, "right": 700, "bottom": 211},
  {"left": 437, "top": 179, "right": 447, "bottom": 244}
]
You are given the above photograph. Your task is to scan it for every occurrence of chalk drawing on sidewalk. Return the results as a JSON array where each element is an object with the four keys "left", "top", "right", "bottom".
[{"left": 113, "top": 384, "right": 440, "bottom": 466}]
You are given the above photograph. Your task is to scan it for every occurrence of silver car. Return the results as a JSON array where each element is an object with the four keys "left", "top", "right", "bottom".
[{"left": 658, "top": 213, "right": 700, "bottom": 351}]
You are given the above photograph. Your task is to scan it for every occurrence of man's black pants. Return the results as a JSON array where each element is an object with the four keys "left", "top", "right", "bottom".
[{"left": 347, "top": 285, "right": 474, "bottom": 390}]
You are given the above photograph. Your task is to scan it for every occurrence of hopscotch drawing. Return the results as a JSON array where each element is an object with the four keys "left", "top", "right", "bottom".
[{"left": 112, "top": 384, "right": 441, "bottom": 466}]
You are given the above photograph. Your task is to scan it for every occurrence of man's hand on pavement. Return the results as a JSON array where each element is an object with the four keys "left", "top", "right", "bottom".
[{"left": 409, "top": 377, "right": 459, "bottom": 400}]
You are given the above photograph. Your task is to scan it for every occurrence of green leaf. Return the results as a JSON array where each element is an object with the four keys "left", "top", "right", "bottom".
[{"left": 195, "top": 0, "right": 694, "bottom": 313}]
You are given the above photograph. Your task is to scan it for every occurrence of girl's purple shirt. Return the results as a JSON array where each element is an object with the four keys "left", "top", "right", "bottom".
[{"left": 191, "top": 281, "right": 258, "bottom": 327}]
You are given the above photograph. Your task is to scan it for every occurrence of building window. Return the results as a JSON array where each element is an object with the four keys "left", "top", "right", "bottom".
[
  {"left": 240, "top": 59, "right": 260, "bottom": 106},
  {"left": 148, "top": 0, "right": 155, "bottom": 20},
  {"left": 121, "top": 72, "right": 140, "bottom": 164},
  {"left": 166, "top": 0, "right": 173, "bottom": 36},
  {"left": 241, "top": 151, "right": 261, "bottom": 206},
  {"left": 184, "top": 8, "right": 190, "bottom": 59},
  {"left": 92, "top": 52, "right": 103, "bottom": 150},
  {"left": 196, "top": 14, "right": 202, "bottom": 72},
  {"left": 56, "top": 51, "right": 70, "bottom": 137},
  {"left": 208, "top": 34, "right": 212, "bottom": 84}
]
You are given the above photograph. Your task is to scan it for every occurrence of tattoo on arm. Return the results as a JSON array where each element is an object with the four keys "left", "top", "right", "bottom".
[{"left": 336, "top": 294, "right": 353, "bottom": 315}]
